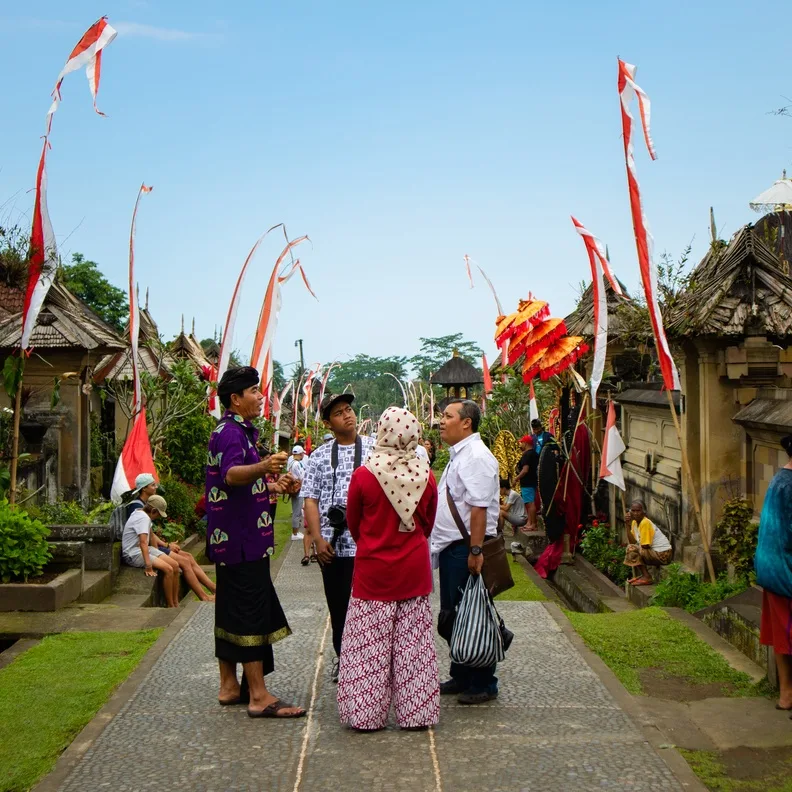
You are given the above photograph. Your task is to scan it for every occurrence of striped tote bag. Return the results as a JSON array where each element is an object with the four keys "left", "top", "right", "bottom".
[{"left": 449, "top": 574, "right": 505, "bottom": 668}]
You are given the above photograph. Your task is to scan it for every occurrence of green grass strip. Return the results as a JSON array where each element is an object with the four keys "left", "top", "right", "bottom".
[
  {"left": 495, "top": 556, "right": 547, "bottom": 602},
  {"left": 679, "top": 749, "right": 792, "bottom": 792},
  {"left": 565, "top": 607, "right": 756, "bottom": 696},
  {"left": 0, "top": 630, "right": 161, "bottom": 792}
]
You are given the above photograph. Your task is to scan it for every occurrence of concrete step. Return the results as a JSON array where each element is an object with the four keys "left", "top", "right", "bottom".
[{"left": 78, "top": 571, "right": 113, "bottom": 604}]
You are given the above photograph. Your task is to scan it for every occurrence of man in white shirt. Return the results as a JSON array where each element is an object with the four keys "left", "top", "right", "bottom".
[
  {"left": 288, "top": 445, "right": 307, "bottom": 541},
  {"left": 432, "top": 399, "right": 500, "bottom": 705}
]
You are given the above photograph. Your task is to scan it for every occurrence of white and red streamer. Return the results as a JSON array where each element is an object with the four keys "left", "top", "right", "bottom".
[
  {"left": 571, "top": 216, "right": 611, "bottom": 402},
  {"left": 22, "top": 17, "right": 117, "bottom": 350},
  {"left": 618, "top": 59, "right": 680, "bottom": 391}
]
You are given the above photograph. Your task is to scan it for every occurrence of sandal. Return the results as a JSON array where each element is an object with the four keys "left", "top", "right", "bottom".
[
  {"left": 247, "top": 699, "right": 306, "bottom": 719},
  {"left": 300, "top": 555, "right": 310, "bottom": 567},
  {"left": 630, "top": 578, "right": 653, "bottom": 587}
]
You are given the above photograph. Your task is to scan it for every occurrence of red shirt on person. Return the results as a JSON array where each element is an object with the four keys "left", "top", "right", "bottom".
[{"left": 346, "top": 466, "right": 438, "bottom": 601}]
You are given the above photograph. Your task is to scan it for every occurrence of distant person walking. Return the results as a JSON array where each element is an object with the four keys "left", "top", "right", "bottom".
[
  {"left": 287, "top": 445, "right": 307, "bottom": 542},
  {"left": 337, "top": 407, "right": 439, "bottom": 731},
  {"left": 755, "top": 435, "right": 792, "bottom": 715}
]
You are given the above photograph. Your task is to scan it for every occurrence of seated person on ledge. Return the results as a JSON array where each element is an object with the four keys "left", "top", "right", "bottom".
[
  {"left": 499, "top": 479, "right": 528, "bottom": 534},
  {"left": 623, "top": 500, "right": 672, "bottom": 586},
  {"left": 121, "top": 495, "right": 181, "bottom": 608},
  {"left": 150, "top": 528, "right": 216, "bottom": 603}
]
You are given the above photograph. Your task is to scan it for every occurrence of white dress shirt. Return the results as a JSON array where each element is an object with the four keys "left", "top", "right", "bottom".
[{"left": 431, "top": 432, "right": 500, "bottom": 555}]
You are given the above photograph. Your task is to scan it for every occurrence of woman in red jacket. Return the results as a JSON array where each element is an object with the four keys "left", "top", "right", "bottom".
[{"left": 337, "top": 407, "right": 439, "bottom": 731}]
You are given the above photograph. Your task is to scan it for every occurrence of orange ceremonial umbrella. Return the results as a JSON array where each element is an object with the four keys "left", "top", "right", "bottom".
[{"left": 508, "top": 318, "right": 567, "bottom": 365}]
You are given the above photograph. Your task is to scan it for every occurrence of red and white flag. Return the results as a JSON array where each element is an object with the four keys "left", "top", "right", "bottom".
[
  {"left": 571, "top": 216, "right": 611, "bottom": 402},
  {"left": 111, "top": 409, "right": 157, "bottom": 503},
  {"left": 618, "top": 59, "right": 680, "bottom": 391},
  {"left": 21, "top": 141, "right": 57, "bottom": 350},
  {"left": 599, "top": 400, "right": 625, "bottom": 491},
  {"left": 529, "top": 379, "right": 540, "bottom": 422},
  {"left": 47, "top": 17, "right": 117, "bottom": 129},
  {"left": 482, "top": 355, "right": 493, "bottom": 395}
]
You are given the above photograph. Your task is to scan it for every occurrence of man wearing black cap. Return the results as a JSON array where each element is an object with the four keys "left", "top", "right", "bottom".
[
  {"left": 301, "top": 392, "right": 375, "bottom": 681},
  {"left": 206, "top": 365, "right": 305, "bottom": 718}
]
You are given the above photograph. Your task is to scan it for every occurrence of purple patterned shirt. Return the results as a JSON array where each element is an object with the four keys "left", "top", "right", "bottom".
[{"left": 205, "top": 411, "right": 274, "bottom": 565}]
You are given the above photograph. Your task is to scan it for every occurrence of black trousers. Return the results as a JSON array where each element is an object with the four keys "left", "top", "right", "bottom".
[{"left": 320, "top": 556, "right": 355, "bottom": 656}]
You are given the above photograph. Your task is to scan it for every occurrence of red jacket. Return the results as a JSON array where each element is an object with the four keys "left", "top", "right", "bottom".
[{"left": 346, "top": 466, "right": 438, "bottom": 601}]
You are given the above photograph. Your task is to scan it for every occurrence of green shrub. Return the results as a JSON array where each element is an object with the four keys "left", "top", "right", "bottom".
[
  {"left": 36, "top": 500, "right": 88, "bottom": 525},
  {"left": 159, "top": 475, "right": 199, "bottom": 534},
  {"left": 651, "top": 563, "right": 750, "bottom": 613},
  {"left": 162, "top": 412, "right": 214, "bottom": 487},
  {"left": 579, "top": 521, "right": 630, "bottom": 586},
  {"left": 433, "top": 446, "right": 450, "bottom": 474},
  {"left": 87, "top": 500, "right": 114, "bottom": 525},
  {"left": 156, "top": 521, "right": 186, "bottom": 544},
  {"left": 0, "top": 500, "right": 52, "bottom": 582},
  {"left": 714, "top": 497, "right": 757, "bottom": 577}
]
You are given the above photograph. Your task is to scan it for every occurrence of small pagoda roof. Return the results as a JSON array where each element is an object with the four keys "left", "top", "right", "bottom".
[
  {"left": 0, "top": 281, "right": 125, "bottom": 351},
  {"left": 668, "top": 218, "right": 792, "bottom": 338},
  {"left": 564, "top": 278, "right": 630, "bottom": 339},
  {"left": 171, "top": 328, "right": 212, "bottom": 370},
  {"left": 430, "top": 352, "right": 483, "bottom": 386}
]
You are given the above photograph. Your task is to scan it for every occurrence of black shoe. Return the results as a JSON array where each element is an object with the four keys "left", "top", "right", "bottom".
[
  {"left": 458, "top": 690, "right": 498, "bottom": 705},
  {"left": 331, "top": 658, "right": 339, "bottom": 684},
  {"left": 439, "top": 679, "right": 466, "bottom": 695}
]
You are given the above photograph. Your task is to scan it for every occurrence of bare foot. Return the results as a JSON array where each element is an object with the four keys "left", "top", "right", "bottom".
[
  {"left": 200, "top": 593, "right": 216, "bottom": 602},
  {"left": 218, "top": 683, "right": 241, "bottom": 705}
]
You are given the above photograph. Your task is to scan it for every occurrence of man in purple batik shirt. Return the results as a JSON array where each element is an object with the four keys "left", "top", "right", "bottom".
[{"left": 206, "top": 365, "right": 305, "bottom": 720}]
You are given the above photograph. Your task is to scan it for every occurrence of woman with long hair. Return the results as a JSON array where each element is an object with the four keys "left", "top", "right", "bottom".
[{"left": 337, "top": 407, "right": 439, "bottom": 731}]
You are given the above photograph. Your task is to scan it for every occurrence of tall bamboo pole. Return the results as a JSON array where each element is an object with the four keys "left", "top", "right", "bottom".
[
  {"left": 8, "top": 383, "right": 23, "bottom": 506},
  {"left": 665, "top": 388, "right": 716, "bottom": 583}
]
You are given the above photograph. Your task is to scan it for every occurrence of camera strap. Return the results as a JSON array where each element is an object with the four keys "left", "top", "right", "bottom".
[{"left": 329, "top": 435, "right": 363, "bottom": 505}]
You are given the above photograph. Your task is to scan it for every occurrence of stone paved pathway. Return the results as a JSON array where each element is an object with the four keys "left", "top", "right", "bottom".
[{"left": 56, "top": 547, "right": 686, "bottom": 792}]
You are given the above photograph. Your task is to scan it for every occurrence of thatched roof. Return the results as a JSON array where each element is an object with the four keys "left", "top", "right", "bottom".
[
  {"left": 668, "top": 220, "right": 792, "bottom": 338},
  {"left": 0, "top": 282, "right": 125, "bottom": 351},
  {"left": 170, "top": 330, "right": 212, "bottom": 370},
  {"left": 93, "top": 345, "right": 174, "bottom": 386},
  {"left": 564, "top": 278, "right": 630, "bottom": 339},
  {"left": 430, "top": 353, "right": 482, "bottom": 386}
]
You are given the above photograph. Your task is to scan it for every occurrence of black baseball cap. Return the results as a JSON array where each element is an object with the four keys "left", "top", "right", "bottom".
[{"left": 320, "top": 392, "right": 354, "bottom": 421}]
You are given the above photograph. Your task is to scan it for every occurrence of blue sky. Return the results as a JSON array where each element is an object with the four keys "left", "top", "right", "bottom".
[{"left": 1, "top": 1, "right": 790, "bottom": 374}]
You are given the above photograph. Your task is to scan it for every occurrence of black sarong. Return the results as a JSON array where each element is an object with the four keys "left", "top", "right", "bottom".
[{"left": 214, "top": 556, "right": 291, "bottom": 671}]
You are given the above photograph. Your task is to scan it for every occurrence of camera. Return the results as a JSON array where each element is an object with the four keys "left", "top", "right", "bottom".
[{"left": 326, "top": 505, "right": 347, "bottom": 530}]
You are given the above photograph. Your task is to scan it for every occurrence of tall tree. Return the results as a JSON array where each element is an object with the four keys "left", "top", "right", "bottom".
[
  {"left": 60, "top": 253, "right": 127, "bottom": 332},
  {"left": 326, "top": 354, "right": 409, "bottom": 418},
  {"left": 410, "top": 333, "right": 484, "bottom": 380}
]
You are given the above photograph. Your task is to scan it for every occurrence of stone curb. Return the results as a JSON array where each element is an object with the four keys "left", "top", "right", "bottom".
[
  {"left": 542, "top": 601, "right": 709, "bottom": 792},
  {"left": 32, "top": 600, "right": 201, "bottom": 792}
]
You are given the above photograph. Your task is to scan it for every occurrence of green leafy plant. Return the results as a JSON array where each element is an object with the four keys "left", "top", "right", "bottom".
[
  {"left": 156, "top": 521, "right": 186, "bottom": 544},
  {"left": 714, "top": 497, "right": 757, "bottom": 577},
  {"left": 432, "top": 446, "right": 450, "bottom": 474},
  {"left": 579, "top": 520, "right": 630, "bottom": 586},
  {"left": 0, "top": 499, "right": 52, "bottom": 582},
  {"left": 159, "top": 475, "right": 200, "bottom": 534},
  {"left": 87, "top": 500, "right": 114, "bottom": 525},
  {"left": 35, "top": 500, "right": 88, "bottom": 526},
  {"left": 161, "top": 411, "right": 214, "bottom": 487},
  {"left": 651, "top": 563, "right": 750, "bottom": 613}
]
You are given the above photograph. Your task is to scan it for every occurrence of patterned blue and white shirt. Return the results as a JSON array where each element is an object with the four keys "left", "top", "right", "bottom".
[{"left": 300, "top": 435, "right": 375, "bottom": 558}]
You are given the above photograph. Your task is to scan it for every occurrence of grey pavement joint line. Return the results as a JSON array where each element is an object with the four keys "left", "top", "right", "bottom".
[{"left": 292, "top": 614, "right": 330, "bottom": 792}]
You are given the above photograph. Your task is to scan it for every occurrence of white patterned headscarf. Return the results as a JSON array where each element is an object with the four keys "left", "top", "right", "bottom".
[{"left": 365, "top": 407, "right": 431, "bottom": 532}]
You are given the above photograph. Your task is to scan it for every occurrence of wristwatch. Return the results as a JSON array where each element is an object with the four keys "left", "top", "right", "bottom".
[{"left": 470, "top": 545, "right": 483, "bottom": 556}]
